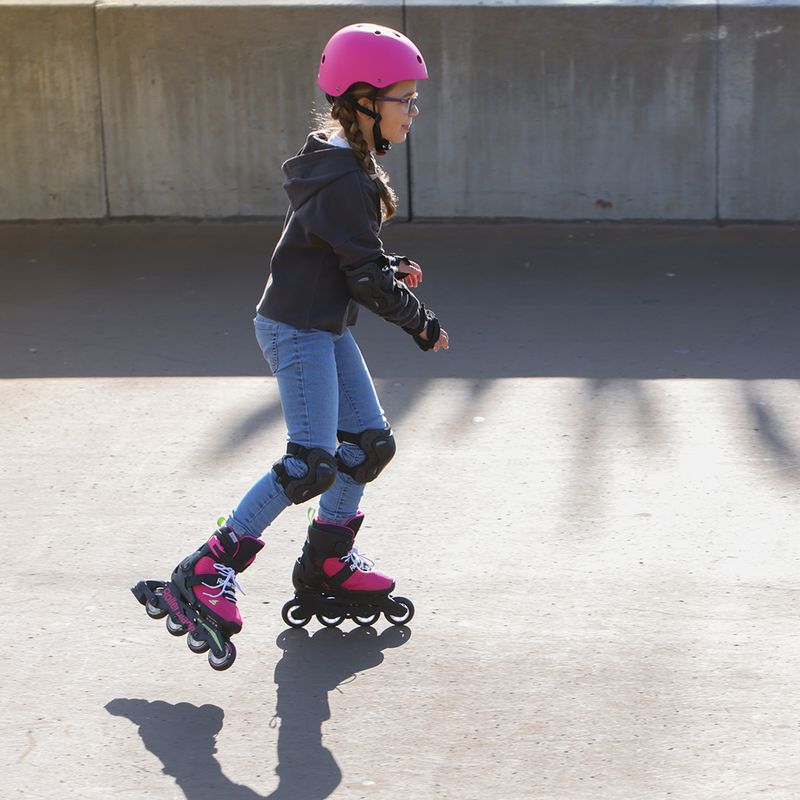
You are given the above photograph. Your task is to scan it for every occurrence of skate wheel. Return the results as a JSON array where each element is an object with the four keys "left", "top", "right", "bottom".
[
  {"left": 384, "top": 596, "right": 415, "bottom": 626},
  {"left": 281, "top": 599, "right": 311, "bottom": 629},
  {"left": 208, "top": 641, "right": 236, "bottom": 671},
  {"left": 166, "top": 615, "right": 188, "bottom": 636},
  {"left": 143, "top": 585, "right": 168, "bottom": 619},
  {"left": 145, "top": 599, "right": 167, "bottom": 620},
  {"left": 316, "top": 612, "right": 344, "bottom": 628},
  {"left": 353, "top": 611, "right": 380, "bottom": 627},
  {"left": 187, "top": 631, "right": 210, "bottom": 654}
]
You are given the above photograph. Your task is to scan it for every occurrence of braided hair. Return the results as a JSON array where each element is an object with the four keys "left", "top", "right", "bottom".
[{"left": 324, "top": 83, "right": 398, "bottom": 221}]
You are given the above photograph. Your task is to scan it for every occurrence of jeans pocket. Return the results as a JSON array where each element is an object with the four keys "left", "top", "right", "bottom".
[{"left": 254, "top": 316, "right": 280, "bottom": 374}]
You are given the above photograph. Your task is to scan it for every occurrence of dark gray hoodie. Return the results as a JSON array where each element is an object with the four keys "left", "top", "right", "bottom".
[{"left": 257, "top": 132, "right": 424, "bottom": 335}]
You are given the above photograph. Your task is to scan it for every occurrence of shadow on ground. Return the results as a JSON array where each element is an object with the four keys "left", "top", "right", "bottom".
[
  {"left": 2, "top": 221, "right": 799, "bottom": 381},
  {"left": 5, "top": 221, "right": 799, "bottom": 501},
  {"left": 106, "top": 625, "right": 411, "bottom": 800}
]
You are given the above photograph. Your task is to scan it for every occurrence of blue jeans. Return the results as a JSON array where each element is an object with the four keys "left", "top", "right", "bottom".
[{"left": 228, "top": 316, "right": 388, "bottom": 536}]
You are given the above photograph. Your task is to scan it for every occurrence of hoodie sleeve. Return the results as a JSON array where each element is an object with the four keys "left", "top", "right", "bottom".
[{"left": 307, "top": 171, "right": 425, "bottom": 332}]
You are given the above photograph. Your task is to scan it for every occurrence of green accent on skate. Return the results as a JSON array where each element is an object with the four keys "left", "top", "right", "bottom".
[
  {"left": 200, "top": 621, "right": 223, "bottom": 652},
  {"left": 216, "top": 516, "right": 226, "bottom": 528},
  {"left": 307, "top": 507, "right": 316, "bottom": 524}
]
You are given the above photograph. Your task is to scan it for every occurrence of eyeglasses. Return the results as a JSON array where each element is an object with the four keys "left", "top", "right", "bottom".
[{"left": 374, "top": 95, "right": 419, "bottom": 114}]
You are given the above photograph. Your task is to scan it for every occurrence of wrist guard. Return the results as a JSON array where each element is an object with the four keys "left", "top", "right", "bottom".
[{"left": 403, "top": 304, "right": 441, "bottom": 352}]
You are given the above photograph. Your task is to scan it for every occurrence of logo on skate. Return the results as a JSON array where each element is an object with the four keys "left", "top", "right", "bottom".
[{"left": 162, "top": 586, "right": 196, "bottom": 632}]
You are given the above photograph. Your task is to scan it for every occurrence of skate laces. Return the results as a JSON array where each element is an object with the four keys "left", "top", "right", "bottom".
[
  {"left": 341, "top": 545, "right": 374, "bottom": 573},
  {"left": 202, "top": 563, "right": 245, "bottom": 604}
]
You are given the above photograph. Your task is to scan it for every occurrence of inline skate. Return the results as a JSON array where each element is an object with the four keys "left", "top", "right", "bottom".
[
  {"left": 281, "top": 512, "right": 414, "bottom": 629},
  {"left": 132, "top": 521, "right": 264, "bottom": 671}
]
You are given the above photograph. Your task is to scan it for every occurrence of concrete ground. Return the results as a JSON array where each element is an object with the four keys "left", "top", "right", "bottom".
[{"left": 2, "top": 221, "right": 799, "bottom": 799}]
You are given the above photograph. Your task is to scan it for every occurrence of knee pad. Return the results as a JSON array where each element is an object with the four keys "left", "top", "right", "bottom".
[
  {"left": 273, "top": 443, "right": 337, "bottom": 504},
  {"left": 336, "top": 427, "right": 396, "bottom": 484}
]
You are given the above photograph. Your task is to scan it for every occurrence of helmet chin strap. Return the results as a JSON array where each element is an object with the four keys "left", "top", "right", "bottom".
[{"left": 342, "top": 94, "right": 392, "bottom": 156}]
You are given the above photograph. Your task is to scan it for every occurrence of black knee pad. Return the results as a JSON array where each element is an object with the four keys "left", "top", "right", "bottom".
[
  {"left": 336, "top": 427, "right": 396, "bottom": 484},
  {"left": 273, "top": 443, "right": 337, "bottom": 504}
]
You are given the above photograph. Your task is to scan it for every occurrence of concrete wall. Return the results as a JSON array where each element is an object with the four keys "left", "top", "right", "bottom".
[
  {"left": 719, "top": 3, "right": 800, "bottom": 220},
  {"left": 0, "top": 0, "right": 106, "bottom": 219},
  {"left": 0, "top": 1, "right": 798, "bottom": 221},
  {"left": 96, "top": 0, "right": 408, "bottom": 218},
  {"left": 408, "top": 2, "right": 718, "bottom": 219}
]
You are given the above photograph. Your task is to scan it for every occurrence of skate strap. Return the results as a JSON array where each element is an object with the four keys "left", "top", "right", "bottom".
[
  {"left": 325, "top": 563, "right": 355, "bottom": 589},
  {"left": 324, "top": 546, "right": 375, "bottom": 590}
]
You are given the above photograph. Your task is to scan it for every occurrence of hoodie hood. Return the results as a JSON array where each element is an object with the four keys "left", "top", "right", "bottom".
[{"left": 282, "top": 133, "right": 363, "bottom": 211}]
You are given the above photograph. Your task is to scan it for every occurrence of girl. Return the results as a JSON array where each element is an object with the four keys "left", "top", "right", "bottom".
[{"left": 146, "top": 23, "right": 448, "bottom": 663}]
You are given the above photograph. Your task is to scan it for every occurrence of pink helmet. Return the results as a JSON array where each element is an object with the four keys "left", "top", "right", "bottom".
[{"left": 318, "top": 23, "right": 428, "bottom": 97}]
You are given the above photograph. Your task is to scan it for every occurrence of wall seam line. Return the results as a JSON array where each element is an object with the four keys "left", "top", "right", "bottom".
[
  {"left": 402, "top": 0, "right": 414, "bottom": 222},
  {"left": 93, "top": 1, "right": 111, "bottom": 218},
  {"left": 714, "top": 0, "right": 721, "bottom": 225}
]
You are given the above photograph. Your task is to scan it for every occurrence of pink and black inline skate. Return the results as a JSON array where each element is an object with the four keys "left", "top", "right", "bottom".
[
  {"left": 281, "top": 512, "right": 414, "bottom": 629},
  {"left": 131, "top": 522, "right": 263, "bottom": 671}
]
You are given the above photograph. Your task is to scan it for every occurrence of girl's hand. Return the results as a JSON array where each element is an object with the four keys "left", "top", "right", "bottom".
[
  {"left": 419, "top": 326, "right": 449, "bottom": 353},
  {"left": 397, "top": 259, "right": 423, "bottom": 289}
]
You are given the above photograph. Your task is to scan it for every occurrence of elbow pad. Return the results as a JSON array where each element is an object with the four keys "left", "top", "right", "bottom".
[{"left": 345, "top": 261, "right": 400, "bottom": 315}]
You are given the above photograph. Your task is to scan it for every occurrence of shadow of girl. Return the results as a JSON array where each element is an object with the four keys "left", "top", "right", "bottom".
[
  {"left": 105, "top": 624, "right": 411, "bottom": 800},
  {"left": 105, "top": 698, "right": 260, "bottom": 800},
  {"left": 269, "top": 625, "right": 411, "bottom": 799}
]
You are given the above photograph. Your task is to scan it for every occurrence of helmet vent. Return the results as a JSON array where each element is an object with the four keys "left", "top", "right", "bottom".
[
  {"left": 374, "top": 30, "right": 382, "bottom": 35},
  {"left": 321, "top": 55, "right": 326, "bottom": 63},
  {"left": 417, "top": 55, "right": 423, "bottom": 63}
]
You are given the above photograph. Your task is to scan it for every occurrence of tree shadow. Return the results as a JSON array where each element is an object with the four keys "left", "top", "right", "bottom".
[
  {"left": 6, "top": 220, "right": 800, "bottom": 507},
  {"left": 105, "top": 625, "right": 411, "bottom": 800},
  {"left": 742, "top": 382, "right": 800, "bottom": 481},
  {"left": 561, "top": 377, "right": 664, "bottom": 529}
]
